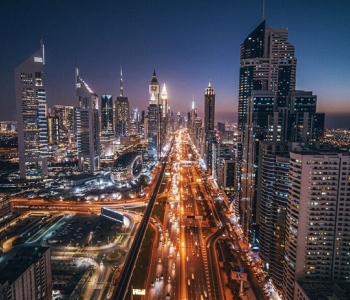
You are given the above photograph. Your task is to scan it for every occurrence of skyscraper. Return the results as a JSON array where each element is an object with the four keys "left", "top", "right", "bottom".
[
  {"left": 238, "top": 20, "right": 296, "bottom": 133},
  {"left": 159, "top": 84, "right": 169, "bottom": 151},
  {"left": 115, "top": 69, "right": 130, "bottom": 139},
  {"left": 147, "top": 70, "right": 160, "bottom": 161},
  {"left": 237, "top": 19, "right": 297, "bottom": 242},
  {"left": 75, "top": 67, "right": 100, "bottom": 174},
  {"left": 15, "top": 40, "right": 48, "bottom": 179},
  {"left": 101, "top": 95, "right": 114, "bottom": 157},
  {"left": 53, "top": 105, "right": 74, "bottom": 143},
  {"left": 204, "top": 81, "right": 215, "bottom": 173},
  {"left": 101, "top": 95, "right": 114, "bottom": 138}
]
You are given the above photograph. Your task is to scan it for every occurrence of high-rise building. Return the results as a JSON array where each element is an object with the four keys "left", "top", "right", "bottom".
[
  {"left": 47, "top": 111, "right": 59, "bottom": 145},
  {"left": 75, "top": 67, "right": 100, "bottom": 174},
  {"left": 204, "top": 81, "right": 215, "bottom": 174},
  {"left": 147, "top": 71, "right": 160, "bottom": 161},
  {"left": 288, "top": 90, "right": 325, "bottom": 143},
  {"left": 53, "top": 105, "right": 74, "bottom": 143},
  {"left": 159, "top": 84, "right": 169, "bottom": 152},
  {"left": 283, "top": 151, "right": 350, "bottom": 299},
  {"left": 241, "top": 91, "right": 275, "bottom": 240},
  {"left": 258, "top": 141, "right": 290, "bottom": 288},
  {"left": 0, "top": 247, "right": 52, "bottom": 299},
  {"left": 101, "top": 95, "right": 114, "bottom": 138},
  {"left": 130, "top": 107, "right": 140, "bottom": 135},
  {"left": 15, "top": 41, "right": 48, "bottom": 179},
  {"left": 238, "top": 20, "right": 296, "bottom": 133},
  {"left": 115, "top": 69, "right": 130, "bottom": 138},
  {"left": 100, "top": 95, "right": 114, "bottom": 157}
]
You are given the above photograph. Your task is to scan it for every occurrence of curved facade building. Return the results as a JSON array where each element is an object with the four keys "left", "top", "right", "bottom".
[{"left": 111, "top": 152, "right": 142, "bottom": 183}]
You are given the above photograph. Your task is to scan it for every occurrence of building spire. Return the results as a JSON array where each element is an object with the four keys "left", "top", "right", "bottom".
[
  {"left": 151, "top": 69, "right": 158, "bottom": 83},
  {"left": 192, "top": 96, "right": 195, "bottom": 110},
  {"left": 161, "top": 83, "right": 167, "bottom": 99},
  {"left": 119, "top": 67, "right": 123, "bottom": 97},
  {"left": 208, "top": 80, "right": 211, "bottom": 88},
  {"left": 262, "top": 0, "right": 266, "bottom": 21}
]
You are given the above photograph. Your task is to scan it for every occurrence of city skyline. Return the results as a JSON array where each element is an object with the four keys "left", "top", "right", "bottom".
[{"left": 1, "top": 0, "right": 350, "bottom": 128}]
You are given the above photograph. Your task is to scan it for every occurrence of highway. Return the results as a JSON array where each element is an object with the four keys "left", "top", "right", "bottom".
[{"left": 112, "top": 157, "right": 168, "bottom": 300}]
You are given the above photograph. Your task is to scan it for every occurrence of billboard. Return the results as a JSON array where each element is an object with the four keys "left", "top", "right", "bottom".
[{"left": 101, "top": 207, "right": 124, "bottom": 223}]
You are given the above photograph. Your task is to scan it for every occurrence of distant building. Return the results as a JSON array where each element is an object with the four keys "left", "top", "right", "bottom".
[
  {"left": 0, "top": 247, "right": 52, "bottom": 300},
  {"left": 147, "top": 71, "right": 160, "bottom": 161},
  {"left": 53, "top": 105, "right": 74, "bottom": 143},
  {"left": 47, "top": 111, "right": 59, "bottom": 145},
  {"left": 159, "top": 84, "right": 169, "bottom": 152},
  {"left": 15, "top": 40, "right": 48, "bottom": 179},
  {"left": 204, "top": 81, "right": 215, "bottom": 174},
  {"left": 101, "top": 95, "right": 114, "bottom": 157},
  {"left": 75, "top": 67, "right": 100, "bottom": 174},
  {"left": 115, "top": 68, "right": 130, "bottom": 138}
]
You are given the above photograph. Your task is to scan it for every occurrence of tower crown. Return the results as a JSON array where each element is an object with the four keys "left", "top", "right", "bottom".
[
  {"left": 161, "top": 84, "right": 167, "bottom": 99},
  {"left": 205, "top": 80, "right": 214, "bottom": 95}
]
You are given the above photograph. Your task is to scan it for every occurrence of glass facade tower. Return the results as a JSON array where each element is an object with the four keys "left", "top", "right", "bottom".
[{"left": 15, "top": 41, "right": 48, "bottom": 179}]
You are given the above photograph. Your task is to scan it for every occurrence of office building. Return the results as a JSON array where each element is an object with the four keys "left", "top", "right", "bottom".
[
  {"left": 53, "top": 105, "right": 74, "bottom": 143},
  {"left": 204, "top": 81, "right": 215, "bottom": 173},
  {"left": 47, "top": 111, "right": 59, "bottom": 145},
  {"left": 115, "top": 69, "right": 130, "bottom": 138},
  {"left": 288, "top": 90, "right": 325, "bottom": 143},
  {"left": 241, "top": 91, "right": 275, "bottom": 241},
  {"left": 130, "top": 107, "right": 140, "bottom": 136},
  {"left": 238, "top": 20, "right": 296, "bottom": 133},
  {"left": 0, "top": 247, "right": 52, "bottom": 300},
  {"left": 159, "top": 84, "right": 169, "bottom": 152},
  {"left": 75, "top": 67, "right": 100, "bottom": 174},
  {"left": 147, "top": 71, "right": 160, "bottom": 161},
  {"left": 100, "top": 94, "right": 114, "bottom": 158},
  {"left": 15, "top": 41, "right": 48, "bottom": 179},
  {"left": 283, "top": 151, "right": 350, "bottom": 299}
]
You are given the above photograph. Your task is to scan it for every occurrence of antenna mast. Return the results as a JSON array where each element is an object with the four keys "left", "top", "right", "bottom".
[
  {"left": 262, "top": 0, "right": 266, "bottom": 21},
  {"left": 119, "top": 67, "right": 123, "bottom": 97}
]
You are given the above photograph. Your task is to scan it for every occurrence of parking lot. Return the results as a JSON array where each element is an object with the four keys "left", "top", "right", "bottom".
[{"left": 43, "top": 214, "right": 124, "bottom": 248}]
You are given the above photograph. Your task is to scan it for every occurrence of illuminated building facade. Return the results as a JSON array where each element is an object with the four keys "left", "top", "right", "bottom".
[
  {"left": 204, "top": 81, "right": 215, "bottom": 173},
  {"left": 15, "top": 41, "right": 48, "bottom": 179},
  {"left": 159, "top": 84, "right": 169, "bottom": 152},
  {"left": 147, "top": 71, "right": 160, "bottom": 161},
  {"left": 283, "top": 151, "right": 350, "bottom": 299},
  {"left": 75, "top": 67, "right": 100, "bottom": 174},
  {"left": 238, "top": 20, "right": 296, "bottom": 133}
]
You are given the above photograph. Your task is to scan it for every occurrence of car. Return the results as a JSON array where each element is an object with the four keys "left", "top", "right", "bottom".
[
  {"left": 172, "top": 262, "right": 176, "bottom": 269},
  {"left": 156, "top": 276, "right": 159, "bottom": 281},
  {"left": 151, "top": 281, "right": 154, "bottom": 287},
  {"left": 158, "top": 258, "right": 161, "bottom": 263}
]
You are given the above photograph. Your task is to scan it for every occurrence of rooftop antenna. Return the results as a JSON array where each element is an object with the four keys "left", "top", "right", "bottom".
[
  {"left": 119, "top": 67, "right": 123, "bottom": 97},
  {"left": 262, "top": 0, "right": 266, "bottom": 21}
]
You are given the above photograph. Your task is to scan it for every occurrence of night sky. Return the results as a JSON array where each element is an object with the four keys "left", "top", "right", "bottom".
[{"left": 1, "top": 0, "right": 349, "bottom": 128}]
